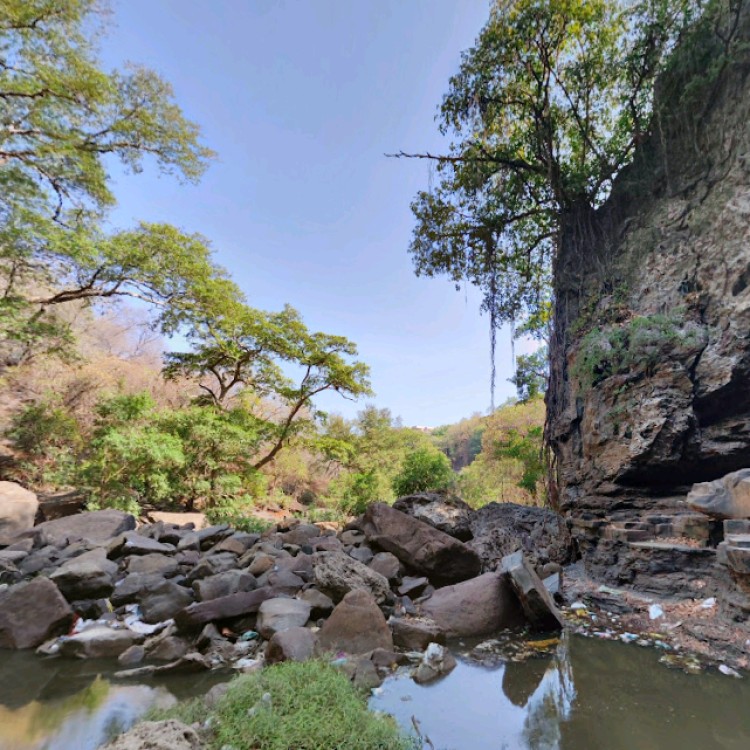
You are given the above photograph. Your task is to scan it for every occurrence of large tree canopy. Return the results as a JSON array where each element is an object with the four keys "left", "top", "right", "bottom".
[{"left": 399, "top": 0, "right": 726, "bottom": 398}]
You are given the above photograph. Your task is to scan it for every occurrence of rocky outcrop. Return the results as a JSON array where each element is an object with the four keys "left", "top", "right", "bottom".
[
  {"left": 546, "top": 5, "right": 750, "bottom": 621},
  {"left": 0, "top": 482, "right": 38, "bottom": 544}
]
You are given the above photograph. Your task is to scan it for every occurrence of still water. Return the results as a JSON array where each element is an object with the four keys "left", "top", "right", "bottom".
[{"left": 1, "top": 634, "right": 749, "bottom": 750}]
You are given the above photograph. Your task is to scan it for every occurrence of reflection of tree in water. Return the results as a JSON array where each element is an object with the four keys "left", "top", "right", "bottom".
[{"left": 502, "top": 631, "right": 576, "bottom": 750}]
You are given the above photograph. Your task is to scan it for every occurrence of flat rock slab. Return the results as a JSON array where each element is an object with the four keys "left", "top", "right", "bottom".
[
  {"left": 0, "top": 577, "right": 74, "bottom": 649},
  {"left": 0, "top": 482, "right": 38, "bottom": 545},
  {"left": 502, "top": 551, "right": 564, "bottom": 631},
  {"left": 317, "top": 589, "right": 393, "bottom": 655},
  {"left": 60, "top": 626, "right": 141, "bottom": 659},
  {"left": 420, "top": 571, "right": 525, "bottom": 638},
  {"left": 175, "top": 586, "right": 278, "bottom": 630},
  {"left": 108, "top": 532, "right": 176, "bottom": 558},
  {"left": 256, "top": 597, "right": 311, "bottom": 639},
  {"left": 50, "top": 548, "right": 118, "bottom": 600},
  {"left": 34, "top": 510, "right": 135, "bottom": 547},
  {"left": 361, "top": 503, "right": 481, "bottom": 586}
]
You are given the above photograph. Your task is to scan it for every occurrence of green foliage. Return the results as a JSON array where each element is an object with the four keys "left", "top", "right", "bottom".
[
  {"left": 458, "top": 398, "right": 546, "bottom": 507},
  {"left": 210, "top": 661, "right": 414, "bottom": 750},
  {"left": 8, "top": 400, "right": 82, "bottom": 456},
  {"left": 205, "top": 501, "right": 274, "bottom": 534},
  {"left": 392, "top": 447, "right": 455, "bottom": 497},
  {"left": 431, "top": 413, "right": 485, "bottom": 470},
  {"left": 571, "top": 314, "right": 705, "bottom": 387},
  {"left": 403, "top": 0, "right": 708, "bottom": 389},
  {"left": 511, "top": 347, "right": 548, "bottom": 401}
]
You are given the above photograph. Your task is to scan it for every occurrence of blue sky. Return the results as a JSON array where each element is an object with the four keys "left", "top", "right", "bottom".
[{"left": 100, "top": 0, "right": 523, "bottom": 427}]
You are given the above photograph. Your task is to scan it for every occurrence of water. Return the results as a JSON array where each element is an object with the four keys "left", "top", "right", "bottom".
[{"left": 1, "top": 634, "right": 749, "bottom": 750}]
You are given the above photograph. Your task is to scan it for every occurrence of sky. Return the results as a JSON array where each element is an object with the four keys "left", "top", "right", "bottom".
[{"left": 99, "top": 0, "right": 526, "bottom": 427}]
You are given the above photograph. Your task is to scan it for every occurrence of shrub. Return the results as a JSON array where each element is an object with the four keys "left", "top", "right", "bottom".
[
  {"left": 210, "top": 661, "right": 414, "bottom": 750},
  {"left": 391, "top": 447, "right": 454, "bottom": 497}
]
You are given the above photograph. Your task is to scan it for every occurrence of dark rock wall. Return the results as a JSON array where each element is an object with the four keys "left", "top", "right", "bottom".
[{"left": 549, "top": 7, "right": 750, "bottom": 520}]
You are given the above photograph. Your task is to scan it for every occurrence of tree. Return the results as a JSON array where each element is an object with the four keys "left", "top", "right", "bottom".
[
  {"left": 0, "top": 0, "right": 214, "bottom": 361},
  {"left": 164, "top": 304, "right": 372, "bottom": 470},
  {"left": 392, "top": 446, "right": 454, "bottom": 497},
  {"left": 397, "top": 0, "right": 710, "bottom": 395}
]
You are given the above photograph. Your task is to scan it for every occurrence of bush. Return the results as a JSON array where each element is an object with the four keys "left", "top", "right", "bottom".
[
  {"left": 391, "top": 447, "right": 454, "bottom": 497},
  {"left": 210, "top": 661, "right": 414, "bottom": 750}
]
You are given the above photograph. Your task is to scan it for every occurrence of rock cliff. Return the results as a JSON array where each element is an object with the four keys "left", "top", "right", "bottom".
[{"left": 547, "top": 4, "right": 750, "bottom": 614}]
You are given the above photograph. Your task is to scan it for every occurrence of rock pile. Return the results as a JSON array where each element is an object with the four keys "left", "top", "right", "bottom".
[{"left": 0, "top": 487, "right": 566, "bottom": 688}]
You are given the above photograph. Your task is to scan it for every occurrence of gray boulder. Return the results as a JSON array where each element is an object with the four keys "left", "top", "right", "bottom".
[
  {"left": 60, "top": 626, "right": 141, "bottom": 659},
  {"left": 369, "top": 552, "right": 401, "bottom": 580},
  {"left": 502, "top": 551, "right": 564, "bottom": 630},
  {"left": 688, "top": 468, "right": 750, "bottom": 519},
  {"left": 127, "top": 553, "right": 180, "bottom": 577},
  {"left": 266, "top": 626, "right": 317, "bottom": 664},
  {"left": 192, "top": 569, "right": 257, "bottom": 601},
  {"left": 0, "top": 482, "right": 38, "bottom": 545},
  {"left": 50, "top": 548, "right": 118, "bottom": 600},
  {"left": 139, "top": 579, "right": 193, "bottom": 623},
  {"left": 108, "top": 531, "right": 175, "bottom": 558},
  {"left": 0, "top": 577, "right": 74, "bottom": 649},
  {"left": 34, "top": 510, "right": 135, "bottom": 547},
  {"left": 317, "top": 589, "right": 393, "bottom": 655},
  {"left": 256, "top": 597, "right": 311, "bottom": 639},
  {"left": 393, "top": 492, "right": 473, "bottom": 541},
  {"left": 313, "top": 550, "right": 391, "bottom": 604},
  {"left": 361, "top": 503, "right": 481, "bottom": 585}
]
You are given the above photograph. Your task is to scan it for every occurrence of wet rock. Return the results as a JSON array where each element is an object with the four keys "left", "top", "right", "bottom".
[
  {"left": 146, "top": 634, "right": 190, "bottom": 662},
  {"left": 361, "top": 503, "right": 481, "bottom": 585},
  {"left": 390, "top": 616, "right": 446, "bottom": 650},
  {"left": 468, "top": 502, "right": 574, "bottom": 571},
  {"left": 312, "top": 550, "right": 391, "bottom": 604},
  {"left": 108, "top": 532, "right": 175, "bottom": 558},
  {"left": 0, "top": 482, "right": 38, "bottom": 545},
  {"left": 60, "top": 626, "right": 140, "bottom": 659},
  {"left": 139, "top": 579, "right": 194, "bottom": 624},
  {"left": 50, "top": 548, "right": 118, "bottom": 600},
  {"left": 99, "top": 720, "right": 202, "bottom": 750},
  {"left": 298, "top": 588, "right": 334, "bottom": 618},
  {"left": 34, "top": 510, "right": 136, "bottom": 547},
  {"left": 688, "top": 468, "right": 750, "bottom": 519},
  {"left": 0, "top": 577, "right": 74, "bottom": 649},
  {"left": 502, "top": 551, "right": 564, "bottom": 631},
  {"left": 175, "top": 587, "right": 277, "bottom": 630},
  {"left": 370, "top": 648, "right": 409, "bottom": 670},
  {"left": 193, "top": 570, "right": 257, "bottom": 601},
  {"left": 413, "top": 642, "right": 457, "bottom": 684},
  {"left": 256, "top": 597, "right": 311, "bottom": 639},
  {"left": 265, "top": 626, "right": 317, "bottom": 664},
  {"left": 420, "top": 571, "right": 525, "bottom": 638},
  {"left": 369, "top": 552, "right": 401, "bottom": 580},
  {"left": 393, "top": 492, "right": 474, "bottom": 541},
  {"left": 317, "top": 589, "right": 393, "bottom": 655},
  {"left": 127, "top": 553, "right": 180, "bottom": 577},
  {"left": 118, "top": 644, "right": 145, "bottom": 666}
]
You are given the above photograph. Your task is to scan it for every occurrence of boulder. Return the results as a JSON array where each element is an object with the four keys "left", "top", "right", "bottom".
[
  {"left": 398, "top": 576, "right": 429, "bottom": 597},
  {"left": 468, "top": 502, "right": 574, "bottom": 571},
  {"left": 688, "top": 468, "right": 750, "bottom": 519},
  {"left": 349, "top": 546, "right": 374, "bottom": 565},
  {"left": 146, "top": 635, "right": 190, "bottom": 662},
  {"left": 420, "top": 571, "right": 525, "bottom": 638},
  {"left": 256, "top": 598, "right": 311, "bottom": 639},
  {"left": 393, "top": 493, "right": 473, "bottom": 541},
  {"left": 390, "top": 616, "right": 446, "bottom": 650},
  {"left": 0, "top": 577, "right": 74, "bottom": 649},
  {"left": 246, "top": 552, "right": 276, "bottom": 576},
  {"left": 127, "top": 553, "right": 180, "bottom": 577},
  {"left": 369, "top": 552, "right": 401, "bottom": 580},
  {"left": 317, "top": 589, "right": 393, "bottom": 655},
  {"left": 186, "top": 552, "right": 238, "bottom": 582},
  {"left": 108, "top": 531, "right": 176, "bottom": 558},
  {"left": 297, "top": 588, "right": 334, "bottom": 618},
  {"left": 193, "top": 570, "right": 257, "bottom": 601},
  {"left": 361, "top": 503, "right": 481, "bottom": 585},
  {"left": 265, "top": 626, "right": 317, "bottom": 664},
  {"left": 34, "top": 510, "right": 136, "bottom": 547},
  {"left": 0, "top": 482, "right": 38, "bottom": 545},
  {"left": 501, "top": 551, "right": 564, "bottom": 631},
  {"left": 99, "top": 720, "right": 202, "bottom": 750},
  {"left": 139, "top": 579, "right": 194, "bottom": 624},
  {"left": 60, "top": 626, "right": 140, "bottom": 659},
  {"left": 175, "top": 587, "right": 277, "bottom": 630},
  {"left": 313, "top": 550, "right": 391, "bottom": 603},
  {"left": 111, "top": 573, "right": 165, "bottom": 607},
  {"left": 281, "top": 524, "right": 321, "bottom": 547},
  {"left": 49, "top": 548, "right": 118, "bottom": 600}
]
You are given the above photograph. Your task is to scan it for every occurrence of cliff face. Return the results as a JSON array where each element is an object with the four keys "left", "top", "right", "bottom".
[
  {"left": 549, "top": 12, "right": 750, "bottom": 518},
  {"left": 547, "top": 9, "right": 750, "bottom": 610}
]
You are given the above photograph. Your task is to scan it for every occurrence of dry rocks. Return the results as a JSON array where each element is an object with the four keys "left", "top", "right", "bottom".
[
  {"left": 318, "top": 589, "right": 393, "bottom": 655},
  {"left": 0, "top": 577, "right": 73, "bottom": 648},
  {"left": 0, "top": 482, "right": 38, "bottom": 545}
]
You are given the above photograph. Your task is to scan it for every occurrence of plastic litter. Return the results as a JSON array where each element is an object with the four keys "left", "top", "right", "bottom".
[
  {"left": 648, "top": 604, "right": 664, "bottom": 620},
  {"left": 700, "top": 597, "right": 716, "bottom": 609},
  {"left": 719, "top": 664, "right": 742, "bottom": 678},
  {"left": 239, "top": 630, "right": 259, "bottom": 642}
]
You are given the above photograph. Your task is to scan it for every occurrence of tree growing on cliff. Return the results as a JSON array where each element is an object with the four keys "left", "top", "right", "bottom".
[{"left": 396, "top": 0, "right": 730, "bottom": 396}]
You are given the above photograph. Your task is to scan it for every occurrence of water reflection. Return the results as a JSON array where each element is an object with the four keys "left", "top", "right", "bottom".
[
  {"left": 371, "top": 632, "right": 750, "bottom": 750},
  {"left": 0, "top": 652, "right": 227, "bottom": 750}
]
